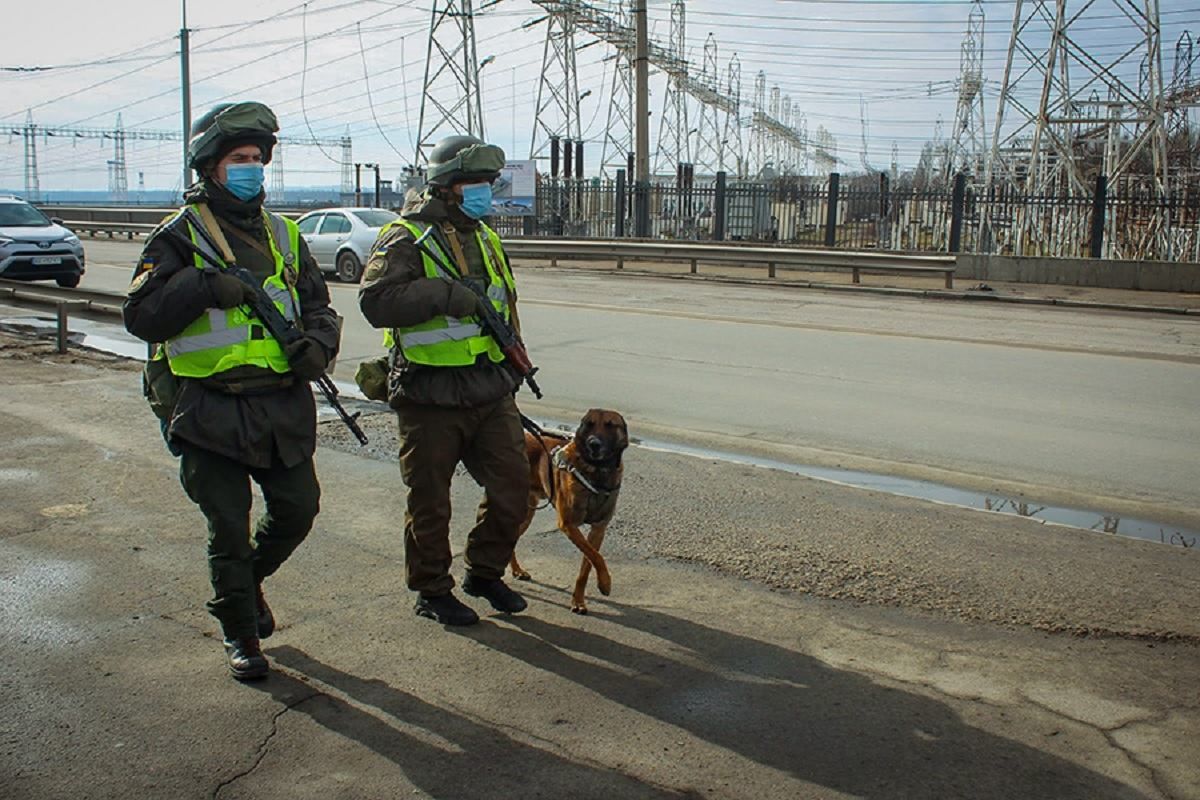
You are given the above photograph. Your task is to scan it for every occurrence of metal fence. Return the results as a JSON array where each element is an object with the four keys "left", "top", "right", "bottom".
[{"left": 489, "top": 173, "right": 1200, "bottom": 262}]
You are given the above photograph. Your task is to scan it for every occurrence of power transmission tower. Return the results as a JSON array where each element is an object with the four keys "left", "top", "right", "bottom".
[
  {"left": 23, "top": 111, "right": 40, "bottom": 202},
  {"left": 948, "top": 0, "right": 986, "bottom": 181},
  {"left": 530, "top": 3, "right": 583, "bottom": 160},
  {"left": 722, "top": 54, "right": 744, "bottom": 176},
  {"left": 654, "top": 0, "right": 689, "bottom": 175},
  {"left": 107, "top": 113, "right": 129, "bottom": 202},
  {"left": 752, "top": 71, "right": 769, "bottom": 175},
  {"left": 340, "top": 136, "right": 354, "bottom": 195},
  {"left": 769, "top": 87, "right": 783, "bottom": 172},
  {"left": 813, "top": 125, "right": 837, "bottom": 174},
  {"left": 692, "top": 34, "right": 723, "bottom": 175},
  {"left": 9, "top": 114, "right": 348, "bottom": 199},
  {"left": 270, "top": 141, "right": 285, "bottom": 201},
  {"left": 749, "top": 74, "right": 806, "bottom": 177},
  {"left": 416, "top": 0, "right": 486, "bottom": 162},
  {"left": 860, "top": 96, "right": 878, "bottom": 172},
  {"left": 987, "top": 0, "right": 1169, "bottom": 196},
  {"left": 599, "top": 0, "right": 635, "bottom": 177},
  {"left": 1166, "top": 31, "right": 1198, "bottom": 190}
]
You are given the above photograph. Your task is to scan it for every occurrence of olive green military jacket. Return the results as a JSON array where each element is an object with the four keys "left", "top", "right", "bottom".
[
  {"left": 123, "top": 183, "right": 340, "bottom": 468},
  {"left": 358, "top": 192, "right": 519, "bottom": 409}
]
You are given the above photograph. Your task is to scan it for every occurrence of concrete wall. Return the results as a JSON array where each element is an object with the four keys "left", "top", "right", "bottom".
[{"left": 957, "top": 254, "right": 1200, "bottom": 293}]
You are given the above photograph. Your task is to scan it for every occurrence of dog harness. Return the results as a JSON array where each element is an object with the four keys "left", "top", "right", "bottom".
[{"left": 551, "top": 446, "right": 621, "bottom": 525}]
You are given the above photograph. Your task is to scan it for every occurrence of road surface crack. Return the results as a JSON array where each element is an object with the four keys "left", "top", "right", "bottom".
[{"left": 211, "top": 691, "right": 318, "bottom": 799}]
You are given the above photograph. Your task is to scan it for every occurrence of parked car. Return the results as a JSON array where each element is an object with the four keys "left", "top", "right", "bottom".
[
  {"left": 294, "top": 207, "right": 398, "bottom": 282},
  {"left": 0, "top": 196, "right": 86, "bottom": 288}
]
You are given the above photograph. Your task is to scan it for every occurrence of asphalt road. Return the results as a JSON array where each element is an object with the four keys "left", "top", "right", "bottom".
[{"left": 80, "top": 239, "right": 1200, "bottom": 521}]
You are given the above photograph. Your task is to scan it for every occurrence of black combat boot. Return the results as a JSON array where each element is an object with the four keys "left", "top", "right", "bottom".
[
  {"left": 255, "top": 584, "right": 275, "bottom": 639},
  {"left": 223, "top": 637, "right": 269, "bottom": 680},
  {"left": 462, "top": 575, "right": 528, "bottom": 614},
  {"left": 414, "top": 593, "right": 480, "bottom": 626}
]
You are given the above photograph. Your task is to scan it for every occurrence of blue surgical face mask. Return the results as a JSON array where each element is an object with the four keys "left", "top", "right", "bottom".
[
  {"left": 223, "top": 163, "right": 265, "bottom": 201},
  {"left": 459, "top": 182, "right": 493, "bottom": 219}
]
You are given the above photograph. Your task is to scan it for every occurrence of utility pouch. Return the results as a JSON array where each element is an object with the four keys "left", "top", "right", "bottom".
[
  {"left": 354, "top": 354, "right": 391, "bottom": 402},
  {"left": 142, "top": 351, "right": 180, "bottom": 422}
]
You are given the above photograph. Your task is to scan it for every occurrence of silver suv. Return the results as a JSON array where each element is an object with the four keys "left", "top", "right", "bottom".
[{"left": 0, "top": 196, "right": 86, "bottom": 287}]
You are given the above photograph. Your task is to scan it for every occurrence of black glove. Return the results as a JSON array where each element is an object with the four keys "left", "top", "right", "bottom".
[
  {"left": 446, "top": 281, "right": 487, "bottom": 318},
  {"left": 286, "top": 336, "right": 330, "bottom": 381},
  {"left": 208, "top": 272, "right": 257, "bottom": 310}
]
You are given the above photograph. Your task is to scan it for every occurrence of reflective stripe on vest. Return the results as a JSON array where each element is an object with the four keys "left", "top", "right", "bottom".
[
  {"left": 379, "top": 220, "right": 516, "bottom": 367},
  {"left": 164, "top": 206, "right": 303, "bottom": 378}
]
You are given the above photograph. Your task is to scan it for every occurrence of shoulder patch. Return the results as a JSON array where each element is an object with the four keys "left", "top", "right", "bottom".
[{"left": 128, "top": 268, "right": 152, "bottom": 294}]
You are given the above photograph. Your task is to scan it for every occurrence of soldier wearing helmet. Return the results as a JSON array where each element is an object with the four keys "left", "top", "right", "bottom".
[
  {"left": 359, "top": 134, "right": 531, "bottom": 626},
  {"left": 123, "top": 102, "right": 341, "bottom": 680}
]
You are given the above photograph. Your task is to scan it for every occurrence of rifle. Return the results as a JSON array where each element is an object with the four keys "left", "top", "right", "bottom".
[
  {"left": 411, "top": 226, "right": 543, "bottom": 399},
  {"left": 159, "top": 209, "right": 370, "bottom": 446}
]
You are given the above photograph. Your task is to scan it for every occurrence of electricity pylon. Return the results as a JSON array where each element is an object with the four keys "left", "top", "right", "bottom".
[{"left": 416, "top": 0, "right": 486, "bottom": 162}]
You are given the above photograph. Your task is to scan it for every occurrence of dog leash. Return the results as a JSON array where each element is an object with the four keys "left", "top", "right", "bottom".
[{"left": 520, "top": 412, "right": 564, "bottom": 509}]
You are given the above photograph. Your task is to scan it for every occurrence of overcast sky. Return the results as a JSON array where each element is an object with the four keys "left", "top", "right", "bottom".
[{"left": 1, "top": 0, "right": 1195, "bottom": 193}]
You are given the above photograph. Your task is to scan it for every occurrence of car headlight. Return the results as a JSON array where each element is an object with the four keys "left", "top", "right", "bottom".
[
  {"left": 63, "top": 234, "right": 80, "bottom": 244},
  {"left": 0, "top": 237, "right": 13, "bottom": 246}
]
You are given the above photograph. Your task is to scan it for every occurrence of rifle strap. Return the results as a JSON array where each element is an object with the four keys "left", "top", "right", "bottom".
[
  {"left": 440, "top": 222, "right": 472, "bottom": 277},
  {"left": 193, "top": 203, "right": 239, "bottom": 267}
]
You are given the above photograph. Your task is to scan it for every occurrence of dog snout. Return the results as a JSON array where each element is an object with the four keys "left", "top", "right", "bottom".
[{"left": 586, "top": 435, "right": 606, "bottom": 457}]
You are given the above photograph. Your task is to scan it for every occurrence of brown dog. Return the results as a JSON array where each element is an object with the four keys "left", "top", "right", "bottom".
[{"left": 511, "top": 409, "right": 629, "bottom": 614}]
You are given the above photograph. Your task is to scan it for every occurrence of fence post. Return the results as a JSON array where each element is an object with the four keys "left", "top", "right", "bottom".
[
  {"left": 713, "top": 171, "right": 727, "bottom": 241},
  {"left": 824, "top": 172, "right": 840, "bottom": 248},
  {"left": 615, "top": 169, "right": 627, "bottom": 238},
  {"left": 1089, "top": 174, "right": 1108, "bottom": 258},
  {"left": 949, "top": 171, "right": 966, "bottom": 253},
  {"left": 634, "top": 181, "right": 650, "bottom": 238}
]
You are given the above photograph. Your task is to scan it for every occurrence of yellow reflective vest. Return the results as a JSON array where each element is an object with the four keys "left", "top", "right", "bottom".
[
  {"left": 164, "top": 205, "right": 302, "bottom": 378},
  {"left": 380, "top": 220, "right": 516, "bottom": 367}
]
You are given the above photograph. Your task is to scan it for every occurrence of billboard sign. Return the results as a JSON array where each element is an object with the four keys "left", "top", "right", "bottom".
[{"left": 491, "top": 159, "right": 536, "bottom": 216}]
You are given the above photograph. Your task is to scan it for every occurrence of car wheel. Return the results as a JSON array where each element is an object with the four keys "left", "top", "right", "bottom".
[
  {"left": 336, "top": 251, "right": 363, "bottom": 283},
  {"left": 56, "top": 275, "right": 81, "bottom": 288}
]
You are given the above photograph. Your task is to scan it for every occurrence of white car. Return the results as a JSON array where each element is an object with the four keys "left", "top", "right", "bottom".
[
  {"left": 295, "top": 207, "right": 398, "bottom": 282},
  {"left": 0, "top": 196, "right": 86, "bottom": 287}
]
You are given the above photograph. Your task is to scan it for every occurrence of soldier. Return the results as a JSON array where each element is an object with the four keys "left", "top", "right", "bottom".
[
  {"left": 359, "top": 135, "right": 530, "bottom": 626},
  {"left": 123, "top": 102, "right": 340, "bottom": 679}
]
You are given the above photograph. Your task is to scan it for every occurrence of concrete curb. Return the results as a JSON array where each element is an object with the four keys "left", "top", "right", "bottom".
[{"left": 522, "top": 263, "right": 1200, "bottom": 316}]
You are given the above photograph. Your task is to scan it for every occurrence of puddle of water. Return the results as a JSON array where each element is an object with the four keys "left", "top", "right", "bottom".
[
  {"left": 628, "top": 436, "right": 1199, "bottom": 549},
  {"left": 0, "top": 315, "right": 147, "bottom": 360}
]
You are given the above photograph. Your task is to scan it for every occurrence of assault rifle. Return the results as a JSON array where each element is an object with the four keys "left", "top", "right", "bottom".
[
  {"left": 159, "top": 209, "right": 369, "bottom": 446},
  {"left": 411, "top": 226, "right": 543, "bottom": 400}
]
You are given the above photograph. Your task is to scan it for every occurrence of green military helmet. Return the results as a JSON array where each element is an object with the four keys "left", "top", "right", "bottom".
[
  {"left": 426, "top": 135, "right": 506, "bottom": 186},
  {"left": 187, "top": 101, "right": 279, "bottom": 171}
]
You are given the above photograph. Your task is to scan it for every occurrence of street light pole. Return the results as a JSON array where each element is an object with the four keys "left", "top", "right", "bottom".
[{"left": 180, "top": 0, "right": 192, "bottom": 197}]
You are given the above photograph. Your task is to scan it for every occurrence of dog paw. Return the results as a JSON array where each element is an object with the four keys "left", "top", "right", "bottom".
[
  {"left": 571, "top": 604, "right": 588, "bottom": 615},
  {"left": 597, "top": 573, "right": 612, "bottom": 596},
  {"left": 514, "top": 571, "right": 531, "bottom": 581}
]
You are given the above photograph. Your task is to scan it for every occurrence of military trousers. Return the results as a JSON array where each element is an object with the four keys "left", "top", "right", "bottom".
[
  {"left": 178, "top": 442, "right": 320, "bottom": 639},
  {"left": 395, "top": 394, "right": 530, "bottom": 596}
]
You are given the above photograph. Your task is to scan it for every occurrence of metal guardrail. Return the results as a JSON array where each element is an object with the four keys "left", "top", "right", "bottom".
[
  {"left": 503, "top": 238, "right": 957, "bottom": 288},
  {"left": 0, "top": 279, "right": 124, "bottom": 353},
  {"left": 41, "top": 207, "right": 957, "bottom": 288}
]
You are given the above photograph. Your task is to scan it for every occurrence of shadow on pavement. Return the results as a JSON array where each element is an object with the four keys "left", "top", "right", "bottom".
[
  {"left": 263, "top": 646, "right": 701, "bottom": 800},
  {"left": 475, "top": 597, "right": 1147, "bottom": 800}
]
